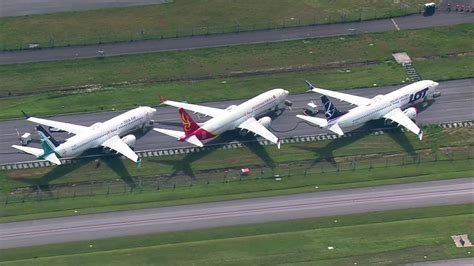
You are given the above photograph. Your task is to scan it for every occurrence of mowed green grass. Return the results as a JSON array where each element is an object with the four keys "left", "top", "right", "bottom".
[
  {"left": 1, "top": 54, "right": 473, "bottom": 120},
  {"left": 2, "top": 127, "right": 472, "bottom": 222},
  {"left": 1, "top": 24, "right": 472, "bottom": 96},
  {"left": 2, "top": 159, "right": 472, "bottom": 224},
  {"left": 1, "top": 204, "right": 472, "bottom": 265},
  {"left": 0, "top": 0, "right": 430, "bottom": 50},
  {"left": 0, "top": 62, "right": 407, "bottom": 119},
  {"left": 414, "top": 55, "right": 474, "bottom": 80},
  {"left": 5, "top": 127, "right": 471, "bottom": 188}
]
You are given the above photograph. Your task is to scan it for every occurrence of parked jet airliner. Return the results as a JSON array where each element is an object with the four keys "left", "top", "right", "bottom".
[
  {"left": 154, "top": 89, "right": 290, "bottom": 148},
  {"left": 12, "top": 107, "right": 156, "bottom": 165},
  {"left": 297, "top": 80, "right": 439, "bottom": 140}
]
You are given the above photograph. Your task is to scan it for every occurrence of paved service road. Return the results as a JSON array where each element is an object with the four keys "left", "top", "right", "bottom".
[
  {"left": 0, "top": 78, "right": 472, "bottom": 165},
  {"left": 0, "top": 177, "right": 472, "bottom": 249},
  {"left": 1, "top": 12, "right": 473, "bottom": 64},
  {"left": 404, "top": 258, "right": 474, "bottom": 265},
  {"left": 0, "top": 0, "right": 169, "bottom": 17}
]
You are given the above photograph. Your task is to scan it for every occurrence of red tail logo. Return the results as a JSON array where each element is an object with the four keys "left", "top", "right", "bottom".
[{"left": 179, "top": 108, "right": 199, "bottom": 136}]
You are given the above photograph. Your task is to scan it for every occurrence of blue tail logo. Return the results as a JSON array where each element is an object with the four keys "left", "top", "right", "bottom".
[
  {"left": 321, "top": 95, "right": 344, "bottom": 120},
  {"left": 36, "top": 126, "right": 60, "bottom": 154}
]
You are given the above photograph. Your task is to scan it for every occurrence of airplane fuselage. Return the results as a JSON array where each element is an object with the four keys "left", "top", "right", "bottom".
[
  {"left": 194, "top": 89, "right": 288, "bottom": 139},
  {"left": 334, "top": 80, "right": 439, "bottom": 128},
  {"left": 53, "top": 107, "right": 156, "bottom": 158}
]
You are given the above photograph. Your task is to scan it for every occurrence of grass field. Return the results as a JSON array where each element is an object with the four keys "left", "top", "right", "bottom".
[
  {"left": 0, "top": 0, "right": 430, "bottom": 50},
  {"left": 1, "top": 24, "right": 471, "bottom": 96},
  {"left": 414, "top": 55, "right": 474, "bottom": 80},
  {"left": 1, "top": 127, "right": 472, "bottom": 223},
  {"left": 1, "top": 62, "right": 407, "bottom": 119},
  {"left": 1, "top": 55, "right": 472, "bottom": 120},
  {"left": 1, "top": 204, "right": 472, "bottom": 265}
]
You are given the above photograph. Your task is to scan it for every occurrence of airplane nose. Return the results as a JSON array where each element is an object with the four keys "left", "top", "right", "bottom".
[{"left": 433, "top": 82, "right": 439, "bottom": 87}]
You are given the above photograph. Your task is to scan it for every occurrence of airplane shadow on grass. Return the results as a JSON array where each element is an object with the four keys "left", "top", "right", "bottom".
[
  {"left": 149, "top": 108, "right": 286, "bottom": 181},
  {"left": 15, "top": 154, "right": 135, "bottom": 199},
  {"left": 13, "top": 127, "right": 155, "bottom": 196},
  {"left": 295, "top": 119, "right": 418, "bottom": 169},
  {"left": 148, "top": 130, "right": 276, "bottom": 182}
]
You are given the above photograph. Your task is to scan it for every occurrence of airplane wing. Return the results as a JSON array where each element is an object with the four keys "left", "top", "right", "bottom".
[
  {"left": 383, "top": 108, "right": 423, "bottom": 140},
  {"left": 311, "top": 87, "right": 373, "bottom": 106},
  {"left": 101, "top": 135, "right": 139, "bottom": 163},
  {"left": 163, "top": 100, "right": 227, "bottom": 117},
  {"left": 238, "top": 117, "right": 279, "bottom": 146},
  {"left": 27, "top": 117, "right": 88, "bottom": 135},
  {"left": 306, "top": 81, "right": 373, "bottom": 106}
]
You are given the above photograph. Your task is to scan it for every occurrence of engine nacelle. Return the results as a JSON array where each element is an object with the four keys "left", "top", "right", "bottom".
[
  {"left": 121, "top": 134, "right": 136, "bottom": 148},
  {"left": 403, "top": 107, "right": 417, "bottom": 120},
  {"left": 284, "top": 100, "right": 293, "bottom": 107},
  {"left": 257, "top": 116, "right": 272, "bottom": 128},
  {"left": 225, "top": 105, "right": 238, "bottom": 112}
]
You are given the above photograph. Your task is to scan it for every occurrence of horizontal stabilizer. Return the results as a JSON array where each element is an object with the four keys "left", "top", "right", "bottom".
[
  {"left": 12, "top": 145, "right": 43, "bottom": 157},
  {"left": 153, "top": 128, "right": 204, "bottom": 147},
  {"left": 296, "top": 115, "right": 328, "bottom": 128},
  {"left": 328, "top": 123, "right": 344, "bottom": 136},
  {"left": 44, "top": 153, "right": 61, "bottom": 165},
  {"left": 12, "top": 145, "right": 61, "bottom": 165},
  {"left": 153, "top": 128, "right": 185, "bottom": 139},
  {"left": 185, "top": 135, "right": 204, "bottom": 147}
]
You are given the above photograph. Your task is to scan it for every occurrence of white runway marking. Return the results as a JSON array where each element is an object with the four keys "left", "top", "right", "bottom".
[{"left": 391, "top": 18, "right": 400, "bottom": 31}]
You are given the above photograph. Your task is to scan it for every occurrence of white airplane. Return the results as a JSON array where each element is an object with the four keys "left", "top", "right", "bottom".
[
  {"left": 12, "top": 106, "right": 156, "bottom": 165},
  {"left": 153, "top": 89, "right": 290, "bottom": 148},
  {"left": 297, "top": 80, "right": 440, "bottom": 140}
]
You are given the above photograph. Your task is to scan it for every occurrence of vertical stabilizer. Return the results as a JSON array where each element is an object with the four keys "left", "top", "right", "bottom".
[
  {"left": 321, "top": 95, "right": 344, "bottom": 120},
  {"left": 36, "top": 125, "right": 59, "bottom": 154},
  {"left": 178, "top": 108, "right": 200, "bottom": 136}
]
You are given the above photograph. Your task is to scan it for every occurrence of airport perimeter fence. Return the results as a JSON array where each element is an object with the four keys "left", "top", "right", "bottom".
[
  {"left": 2, "top": 146, "right": 472, "bottom": 205},
  {"left": 1, "top": 7, "right": 418, "bottom": 51}
]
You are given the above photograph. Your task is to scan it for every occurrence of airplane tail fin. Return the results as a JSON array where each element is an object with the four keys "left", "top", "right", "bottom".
[
  {"left": 36, "top": 125, "right": 60, "bottom": 151},
  {"left": 178, "top": 108, "right": 200, "bottom": 137},
  {"left": 321, "top": 95, "right": 344, "bottom": 120},
  {"left": 11, "top": 127, "right": 62, "bottom": 165}
]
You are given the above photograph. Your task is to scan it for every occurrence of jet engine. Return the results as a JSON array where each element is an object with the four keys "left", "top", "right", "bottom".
[
  {"left": 257, "top": 116, "right": 272, "bottom": 128},
  {"left": 225, "top": 105, "right": 238, "bottom": 112},
  {"left": 121, "top": 134, "right": 136, "bottom": 147},
  {"left": 284, "top": 100, "right": 293, "bottom": 107},
  {"left": 403, "top": 107, "right": 417, "bottom": 120}
]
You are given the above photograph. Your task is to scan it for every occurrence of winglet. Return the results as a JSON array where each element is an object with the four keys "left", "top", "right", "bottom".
[
  {"left": 418, "top": 130, "right": 423, "bottom": 141},
  {"left": 305, "top": 80, "right": 315, "bottom": 92},
  {"left": 277, "top": 139, "right": 281, "bottom": 149},
  {"left": 159, "top": 95, "right": 167, "bottom": 103},
  {"left": 21, "top": 110, "right": 30, "bottom": 119},
  {"left": 136, "top": 158, "right": 142, "bottom": 168}
]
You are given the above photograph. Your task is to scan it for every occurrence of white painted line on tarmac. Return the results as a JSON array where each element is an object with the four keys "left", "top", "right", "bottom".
[{"left": 391, "top": 18, "right": 400, "bottom": 31}]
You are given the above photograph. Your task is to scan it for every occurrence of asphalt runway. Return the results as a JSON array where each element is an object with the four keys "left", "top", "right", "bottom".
[
  {"left": 1, "top": 11, "right": 473, "bottom": 64},
  {"left": 0, "top": 177, "right": 472, "bottom": 249},
  {"left": 0, "top": 78, "right": 472, "bottom": 165},
  {"left": 0, "top": 0, "right": 169, "bottom": 17}
]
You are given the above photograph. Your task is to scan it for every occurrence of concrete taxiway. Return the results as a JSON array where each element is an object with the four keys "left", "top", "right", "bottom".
[
  {"left": 0, "top": 0, "right": 169, "bottom": 17},
  {"left": 1, "top": 12, "right": 473, "bottom": 65},
  {"left": 0, "top": 78, "right": 472, "bottom": 165},
  {"left": 1, "top": 177, "right": 472, "bottom": 249}
]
